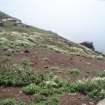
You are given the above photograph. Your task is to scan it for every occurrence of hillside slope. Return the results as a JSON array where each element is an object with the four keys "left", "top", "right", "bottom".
[
  {"left": 0, "top": 11, "right": 103, "bottom": 59},
  {"left": 0, "top": 11, "right": 105, "bottom": 105}
]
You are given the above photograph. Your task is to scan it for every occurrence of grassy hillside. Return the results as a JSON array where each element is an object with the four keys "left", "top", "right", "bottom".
[
  {"left": 0, "top": 11, "right": 105, "bottom": 105},
  {"left": 0, "top": 11, "right": 103, "bottom": 59}
]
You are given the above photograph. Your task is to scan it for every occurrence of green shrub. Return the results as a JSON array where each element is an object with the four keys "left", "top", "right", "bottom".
[
  {"left": 44, "top": 80, "right": 58, "bottom": 88},
  {"left": 0, "top": 64, "right": 33, "bottom": 86},
  {"left": 0, "top": 99, "right": 25, "bottom": 105},
  {"left": 22, "top": 76, "right": 66, "bottom": 104},
  {"left": 35, "top": 102, "right": 46, "bottom": 105},
  {"left": 22, "top": 84, "right": 41, "bottom": 95},
  {"left": 39, "top": 88, "right": 54, "bottom": 97},
  {"left": 35, "top": 94, "right": 61, "bottom": 105},
  {"left": 22, "top": 76, "right": 71, "bottom": 104},
  {"left": 99, "top": 70, "right": 105, "bottom": 77},
  {"left": 0, "top": 60, "right": 46, "bottom": 86},
  {"left": 0, "top": 99, "right": 16, "bottom": 105},
  {"left": 48, "top": 94, "right": 61, "bottom": 105},
  {"left": 35, "top": 94, "right": 47, "bottom": 103},
  {"left": 69, "top": 77, "right": 105, "bottom": 100},
  {"left": 70, "top": 68, "right": 80, "bottom": 76}
]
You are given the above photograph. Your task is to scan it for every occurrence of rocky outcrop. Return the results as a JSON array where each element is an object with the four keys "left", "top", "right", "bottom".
[
  {"left": 0, "top": 17, "right": 22, "bottom": 27},
  {"left": 0, "top": 10, "right": 22, "bottom": 27},
  {"left": 0, "top": 21, "right": 3, "bottom": 26},
  {"left": 80, "top": 42, "right": 95, "bottom": 51}
]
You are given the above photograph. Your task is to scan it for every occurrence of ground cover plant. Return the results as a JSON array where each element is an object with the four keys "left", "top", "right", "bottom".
[
  {"left": 22, "top": 72, "right": 105, "bottom": 104},
  {"left": 0, "top": 11, "right": 105, "bottom": 105},
  {"left": 0, "top": 59, "right": 48, "bottom": 86},
  {"left": 1, "top": 58, "right": 105, "bottom": 104},
  {"left": 0, "top": 98, "right": 26, "bottom": 105}
]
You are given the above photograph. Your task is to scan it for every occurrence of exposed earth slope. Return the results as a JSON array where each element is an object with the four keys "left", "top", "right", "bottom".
[{"left": 0, "top": 11, "right": 105, "bottom": 105}]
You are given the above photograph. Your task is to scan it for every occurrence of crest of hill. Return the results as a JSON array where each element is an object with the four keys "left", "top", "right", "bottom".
[
  {"left": 0, "top": 11, "right": 10, "bottom": 19},
  {"left": 0, "top": 11, "right": 103, "bottom": 59}
]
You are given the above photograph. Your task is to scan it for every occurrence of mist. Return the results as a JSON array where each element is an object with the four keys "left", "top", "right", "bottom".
[{"left": 0, "top": 0, "right": 105, "bottom": 52}]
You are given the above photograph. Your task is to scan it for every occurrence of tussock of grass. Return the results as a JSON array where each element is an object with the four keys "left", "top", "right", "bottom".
[
  {"left": 0, "top": 99, "right": 25, "bottom": 105},
  {"left": 98, "top": 70, "right": 105, "bottom": 77},
  {"left": 22, "top": 84, "right": 41, "bottom": 95},
  {"left": 70, "top": 77, "right": 105, "bottom": 101},
  {"left": 69, "top": 68, "right": 80, "bottom": 76}
]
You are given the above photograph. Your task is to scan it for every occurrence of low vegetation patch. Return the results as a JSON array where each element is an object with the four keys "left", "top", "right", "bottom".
[
  {"left": 22, "top": 84, "right": 41, "bottom": 95},
  {"left": 22, "top": 74, "right": 71, "bottom": 104},
  {"left": 22, "top": 72, "right": 105, "bottom": 103},
  {"left": 0, "top": 59, "right": 47, "bottom": 86},
  {"left": 69, "top": 68, "right": 80, "bottom": 76},
  {"left": 98, "top": 70, "right": 105, "bottom": 77},
  {"left": 70, "top": 77, "right": 105, "bottom": 101},
  {"left": 0, "top": 99, "right": 25, "bottom": 105},
  {"left": 0, "top": 58, "right": 105, "bottom": 104},
  {"left": 0, "top": 31, "right": 103, "bottom": 58}
]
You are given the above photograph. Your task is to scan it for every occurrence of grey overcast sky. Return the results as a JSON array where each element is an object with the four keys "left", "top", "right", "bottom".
[{"left": 0, "top": 0, "right": 105, "bottom": 52}]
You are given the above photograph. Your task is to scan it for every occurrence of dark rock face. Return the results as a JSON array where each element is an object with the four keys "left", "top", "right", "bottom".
[
  {"left": 80, "top": 42, "right": 95, "bottom": 51},
  {"left": 0, "top": 22, "right": 3, "bottom": 26}
]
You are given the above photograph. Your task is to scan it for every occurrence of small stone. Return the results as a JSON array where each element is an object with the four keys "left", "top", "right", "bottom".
[
  {"left": 82, "top": 103, "right": 87, "bottom": 105},
  {"left": 19, "top": 91, "right": 22, "bottom": 94},
  {"left": 89, "top": 102, "right": 94, "bottom": 105},
  {"left": 78, "top": 97, "right": 81, "bottom": 99},
  {"left": 68, "top": 93, "right": 76, "bottom": 96}
]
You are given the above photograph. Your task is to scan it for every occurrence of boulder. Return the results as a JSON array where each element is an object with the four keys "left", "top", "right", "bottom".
[
  {"left": 0, "top": 21, "right": 3, "bottom": 26},
  {"left": 80, "top": 41, "right": 95, "bottom": 51}
]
